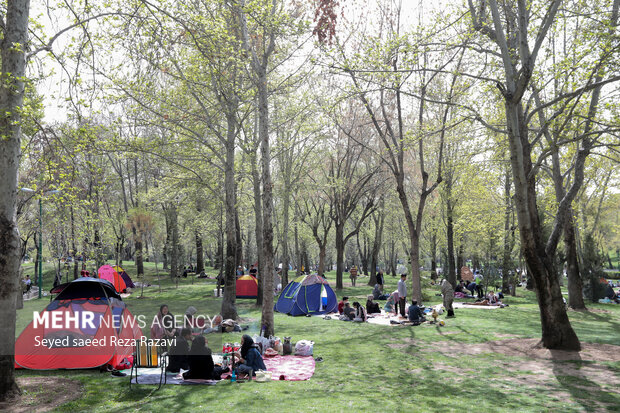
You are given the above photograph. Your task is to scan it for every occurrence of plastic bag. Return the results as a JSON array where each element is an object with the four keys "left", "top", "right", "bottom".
[
  {"left": 294, "top": 340, "right": 314, "bottom": 356},
  {"left": 253, "top": 335, "right": 271, "bottom": 354}
]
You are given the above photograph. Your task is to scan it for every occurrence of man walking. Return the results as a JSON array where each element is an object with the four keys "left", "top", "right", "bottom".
[{"left": 397, "top": 274, "right": 407, "bottom": 318}]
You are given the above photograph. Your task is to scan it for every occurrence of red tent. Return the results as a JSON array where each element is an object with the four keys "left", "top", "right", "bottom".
[
  {"left": 15, "top": 278, "right": 143, "bottom": 370},
  {"left": 98, "top": 265, "right": 127, "bottom": 293},
  {"left": 236, "top": 275, "right": 258, "bottom": 298}
]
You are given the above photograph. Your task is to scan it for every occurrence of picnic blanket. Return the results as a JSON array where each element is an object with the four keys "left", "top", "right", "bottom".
[
  {"left": 453, "top": 302, "right": 503, "bottom": 310},
  {"left": 129, "top": 368, "right": 218, "bottom": 385},
  {"left": 221, "top": 355, "right": 315, "bottom": 381}
]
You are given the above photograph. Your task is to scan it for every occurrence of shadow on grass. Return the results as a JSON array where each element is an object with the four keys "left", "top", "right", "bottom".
[{"left": 550, "top": 350, "right": 615, "bottom": 411}]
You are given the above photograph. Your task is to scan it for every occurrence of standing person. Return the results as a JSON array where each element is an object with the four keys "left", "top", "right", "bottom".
[
  {"left": 236, "top": 266, "right": 245, "bottom": 277},
  {"left": 249, "top": 264, "right": 258, "bottom": 276},
  {"left": 474, "top": 271, "right": 484, "bottom": 298},
  {"left": 376, "top": 270, "right": 385, "bottom": 291},
  {"left": 349, "top": 265, "right": 358, "bottom": 286},
  {"left": 441, "top": 279, "right": 455, "bottom": 317},
  {"left": 23, "top": 275, "right": 32, "bottom": 293},
  {"left": 397, "top": 274, "right": 407, "bottom": 318}
]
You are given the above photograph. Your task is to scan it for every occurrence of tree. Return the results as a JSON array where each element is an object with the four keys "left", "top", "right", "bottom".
[{"left": 467, "top": 0, "right": 620, "bottom": 349}]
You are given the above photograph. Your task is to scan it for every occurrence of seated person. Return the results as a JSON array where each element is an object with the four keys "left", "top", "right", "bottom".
[
  {"left": 486, "top": 290, "right": 501, "bottom": 305},
  {"left": 167, "top": 328, "right": 192, "bottom": 373},
  {"left": 470, "top": 291, "right": 503, "bottom": 306},
  {"left": 342, "top": 302, "right": 355, "bottom": 320},
  {"left": 183, "top": 336, "right": 214, "bottom": 380},
  {"left": 384, "top": 291, "right": 399, "bottom": 315},
  {"left": 184, "top": 306, "right": 207, "bottom": 333},
  {"left": 407, "top": 300, "right": 426, "bottom": 324},
  {"left": 372, "top": 284, "right": 389, "bottom": 300},
  {"left": 338, "top": 296, "right": 349, "bottom": 314},
  {"left": 352, "top": 302, "right": 367, "bottom": 322},
  {"left": 234, "top": 335, "right": 266, "bottom": 379},
  {"left": 366, "top": 296, "right": 381, "bottom": 314},
  {"left": 455, "top": 281, "right": 466, "bottom": 293},
  {"left": 203, "top": 314, "right": 223, "bottom": 334}
]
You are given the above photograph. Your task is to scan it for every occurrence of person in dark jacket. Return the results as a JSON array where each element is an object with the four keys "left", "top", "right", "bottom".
[
  {"left": 167, "top": 328, "right": 192, "bottom": 373},
  {"left": 407, "top": 300, "right": 426, "bottom": 324},
  {"left": 234, "top": 334, "right": 266, "bottom": 379},
  {"left": 376, "top": 270, "right": 385, "bottom": 291},
  {"left": 366, "top": 295, "right": 381, "bottom": 314},
  {"left": 183, "top": 335, "right": 214, "bottom": 380}
]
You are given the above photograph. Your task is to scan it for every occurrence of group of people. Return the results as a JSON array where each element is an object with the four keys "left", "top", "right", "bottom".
[
  {"left": 337, "top": 297, "right": 368, "bottom": 322},
  {"left": 167, "top": 330, "right": 266, "bottom": 380},
  {"left": 151, "top": 305, "right": 246, "bottom": 341},
  {"left": 152, "top": 304, "right": 265, "bottom": 380}
]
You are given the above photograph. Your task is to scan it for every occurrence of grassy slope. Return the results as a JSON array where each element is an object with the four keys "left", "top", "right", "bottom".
[{"left": 15, "top": 262, "right": 620, "bottom": 412}]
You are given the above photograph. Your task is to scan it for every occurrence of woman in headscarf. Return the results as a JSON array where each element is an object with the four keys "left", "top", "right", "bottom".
[
  {"left": 441, "top": 279, "right": 455, "bottom": 317},
  {"left": 383, "top": 290, "right": 399, "bottom": 315},
  {"left": 182, "top": 335, "right": 215, "bottom": 380},
  {"left": 234, "top": 334, "right": 266, "bottom": 380},
  {"left": 151, "top": 304, "right": 177, "bottom": 339}
]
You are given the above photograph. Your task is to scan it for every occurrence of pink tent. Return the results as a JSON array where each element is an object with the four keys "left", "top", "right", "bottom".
[{"left": 98, "top": 265, "right": 127, "bottom": 293}]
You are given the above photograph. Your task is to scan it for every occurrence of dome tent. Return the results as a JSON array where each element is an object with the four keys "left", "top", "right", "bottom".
[
  {"left": 98, "top": 265, "right": 127, "bottom": 293},
  {"left": 113, "top": 265, "right": 135, "bottom": 289},
  {"left": 275, "top": 274, "right": 337, "bottom": 316},
  {"left": 15, "top": 277, "right": 143, "bottom": 370},
  {"left": 236, "top": 275, "right": 258, "bottom": 298}
]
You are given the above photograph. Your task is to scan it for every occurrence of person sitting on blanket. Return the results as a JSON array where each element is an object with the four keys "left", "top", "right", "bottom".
[
  {"left": 352, "top": 301, "right": 367, "bottom": 322},
  {"left": 151, "top": 304, "right": 177, "bottom": 340},
  {"left": 340, "top": 302, "right": 355, "bottom": 320},
  {"left": 183, "top": 335, "right": 214, "bottom": 380},
  {"left": 167, "top": 328, "right": 192, "bottom": 373},
  {"left": 407, "top": 300, "right": 426, "bottom": 324},
  {"left": 383, "top": 291, "right": 399, "bottom": 315},
  {"left": 366, "top": 295, "right": 381, "bottom": 314},
  {"left": 203, "top": 314, "right": 223, "bottom": 334},
  {"left": 338, "top": 296, "right": 349, "bottom": 314},
  {"left": 372, "top": 284, "right": 390, "bottom": 300},
  {"left": 234, "top": 334, "right": 266, "bottom": 379},
  {"left": 470, "top": 291, "right": 502, "bottom": 306},
  {"left": 184, "top": 306, "right": 207, "bottom": 333}
]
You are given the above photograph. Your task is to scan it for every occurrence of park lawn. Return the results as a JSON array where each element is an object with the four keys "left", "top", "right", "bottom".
[{"left": 14, "top": 262, "right": 620, "bottom": 412}]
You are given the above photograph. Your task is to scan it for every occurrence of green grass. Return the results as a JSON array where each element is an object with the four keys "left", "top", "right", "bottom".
[{"left": 15, "top": 261, "right": 620, "bottom": 412}]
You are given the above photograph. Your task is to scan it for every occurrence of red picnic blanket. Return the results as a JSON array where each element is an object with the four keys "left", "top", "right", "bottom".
[{"left": 222, "top": 355, "right": 315, "bottom": 381}]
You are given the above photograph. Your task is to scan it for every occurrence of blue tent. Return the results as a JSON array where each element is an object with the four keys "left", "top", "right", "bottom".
[{"left": 275, "top": 274, "right": 338, "bottom": 316}]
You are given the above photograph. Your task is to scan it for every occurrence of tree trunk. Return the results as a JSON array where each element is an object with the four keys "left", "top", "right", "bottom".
[
  {"left": 565, "top": 213, "right": 586, "bottom": 309},
  {"left": 0, "top": 0, "right": 30, "bottom": 400},
  {"left": 234, "top": 210, "right": 243, "bottom": 268},
  {"left": 221, "top": 114, "right": 238, "bottom": 320},
  {"left": 280, "top": 187, "right": 290, "bottom": 288},
  {"left": 195, "top": 230, "right": 204, "bottom": 273},
  {"left": 368, "top": 204, "right": 384, "bottom": 286},
  {"left": 135, "top": 236, "right": 144, "bottom": 277},
  {"left": 335, "top": 223, "right": 345, "bottom": 289},
  {"left": 169, "top": 205, "right": 179, "bottom": 279},
  {"left": 502, "top": 165, "right": 512, "bottom": 295},
  {"left": 446, "top": 195, "right": 456, "bottom": 288},
  {"left": 251, "top": 158, "right": 264, "bottom": 306},
  {"left": 257, "top": 65, "right": 275, "bottom": 337},
  {"left": 430, "top": 230, "right": 437, "bottom": 280},
  {"left": 506, "top": 101, "right": 580, "bottom": 351},
  {"left": 294, "top": 216, "right": 301, "bottom": 278}
]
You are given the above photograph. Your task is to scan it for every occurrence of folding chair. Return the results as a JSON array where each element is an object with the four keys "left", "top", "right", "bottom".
[{"left": 129, "top": 341, "right": 167, "bottom": 390}]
